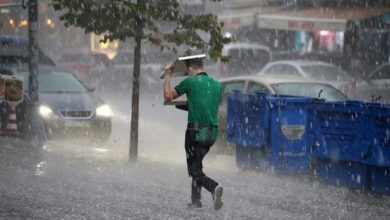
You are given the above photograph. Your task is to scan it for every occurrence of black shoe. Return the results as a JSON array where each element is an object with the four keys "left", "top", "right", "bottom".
[
  {"left": 187, "top": 202, "right": 202, "bottom": 209},
  {"left": 212, "top": 186, "right": 223, "bottom": 210}
]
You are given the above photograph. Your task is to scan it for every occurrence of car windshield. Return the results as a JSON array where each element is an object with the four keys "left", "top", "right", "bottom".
[
  {"left": 16, "top": 70, "right": 87, "bottom": 93},
  {"left": 271, "top": 82, "right": 347, "bottom": 101},
  {"left": 301, "top": 65, "right": 352, "bottom": 82}
]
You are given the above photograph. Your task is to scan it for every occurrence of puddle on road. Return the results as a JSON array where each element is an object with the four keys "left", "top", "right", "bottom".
[{"left": 35, "top": 161, "right": 47, "bottom": 177}]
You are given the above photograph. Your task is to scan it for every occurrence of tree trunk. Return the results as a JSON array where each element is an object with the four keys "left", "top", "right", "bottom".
[
  {"left": 129, "top": 14, "right": 143, "bottom": 162},
  {"left": 28, "top": 0, "right": 39, "bottom": 103},
  {"left": 24, "top": 0, "right": 46, "bottom": 144}
]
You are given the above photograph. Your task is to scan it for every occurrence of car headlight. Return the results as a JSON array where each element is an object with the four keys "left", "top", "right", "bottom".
[
  {"left": 96, "top": 105, "right": 112, "bottom": 117},
  {"left": 39, "top": 105, "right": 53, "bottom": 118}
]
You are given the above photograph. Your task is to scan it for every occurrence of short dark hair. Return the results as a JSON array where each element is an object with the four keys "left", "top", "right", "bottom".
[{"left": 185, "top": 58, "right": 203, "bottom": 69}]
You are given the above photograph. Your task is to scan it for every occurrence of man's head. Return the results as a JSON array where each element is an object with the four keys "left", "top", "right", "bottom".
[{"left": 185, "top": 58, "right": 204, "bottom": 76}]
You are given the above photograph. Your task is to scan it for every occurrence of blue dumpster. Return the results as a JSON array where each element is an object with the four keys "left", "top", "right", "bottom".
[
  {"left": 226, "top": 91, "right": 269, "bottom": 148},
  {"left": 308, "top": 100, "right": 369, "bottom": 162},
  {"left": 267, "top": 95, "right": 312, "bottom": 173},
  {"left": 307, "top": 100, "right": 370, "bottom": 189},
  {"left": 315, "top": 158, "right": 369, "bottom": 190},
  {"left": 226, "top": 90, "right": 245, "bottom": 146},
  {"left": 371, "top": 166, "right": 390, "bottom": 195},
  {"left": 229, "top": 90, "right": 390, "bottom": 193},
  {"left": 364, "top": 102, "right": 390, "bottom": 194},
  {"left": 228, "top": 92, "right": 312, "bottom": 174},
  {"left": 364, "top": 103, "right": 390, "bottom": 167}
]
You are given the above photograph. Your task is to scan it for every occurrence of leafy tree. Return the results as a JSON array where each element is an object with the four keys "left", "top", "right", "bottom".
[{"left": 51, "top": 0, "right": 231, "bottom": 161}]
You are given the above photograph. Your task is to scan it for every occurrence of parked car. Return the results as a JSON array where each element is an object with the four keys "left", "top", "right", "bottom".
[
  {"left": 207, "top": 42, "right": 271, "bottom": 79},
  {"left": 0, "top": 36, "right": 55, "bottom": 66},
  {"left": 57, "top": 50, "right": 112, "bottom": 88},
  {"left": 160, "top": 42, "right": 271, "bottom": 90},
  {"left": 353, "top": 62, "right": 390, "bottom": 104},
  {"left": 258, "top": 60, "right": 356, "bottom": 97},
  {"left": 0, "top": 65, "right": 112, "bottom": 141},
  {"left": 214, "top": 75, "right": 348, "bottom": 154}
]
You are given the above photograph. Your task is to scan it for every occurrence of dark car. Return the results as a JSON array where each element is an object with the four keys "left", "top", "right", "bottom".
[
  {"left": 0, "top": 36, "right": 55, "bottom": 66},
  {"left": 0, "top": 66, "right": 112, "bottom": 141}
]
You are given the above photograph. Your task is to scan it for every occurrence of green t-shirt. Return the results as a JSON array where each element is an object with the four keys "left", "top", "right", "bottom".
[{"left": 175, "top": 72, "right": 222, "bottom": 141}]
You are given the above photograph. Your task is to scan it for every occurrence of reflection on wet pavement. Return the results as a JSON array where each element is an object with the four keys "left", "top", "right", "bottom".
[{"left": 35, "top": 161, "right": 47, "bottom": 177}]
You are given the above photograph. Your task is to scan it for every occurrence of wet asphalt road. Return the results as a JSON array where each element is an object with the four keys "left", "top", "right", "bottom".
[{"left": 1, "top": 93, "right": 390, "bottom": 219}]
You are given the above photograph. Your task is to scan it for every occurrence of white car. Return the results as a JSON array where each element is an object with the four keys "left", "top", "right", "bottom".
[
  {"left": 214, "top": 75, "right": 348, "bottom": 155},
  {"left": 206, "top": 42, "right": 271, "bottom": 79},
  {"left": 258, "top": 60, "right": 356, "bottom": 97},
  {"left": 354, "top": 62, "right": 390, "bottom": 103}
]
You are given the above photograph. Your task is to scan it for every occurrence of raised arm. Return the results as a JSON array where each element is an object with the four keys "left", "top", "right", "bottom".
[{"left": 163, "top": 64, "right": 180, "bottom": 102}]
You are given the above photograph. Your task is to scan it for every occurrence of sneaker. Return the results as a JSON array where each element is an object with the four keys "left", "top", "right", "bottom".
[
  {"left": 187, "top": 202, "right": 202, "bottom": 209},
  {"left": 212, "top": 186, "right": 223, "bottom": 210}
]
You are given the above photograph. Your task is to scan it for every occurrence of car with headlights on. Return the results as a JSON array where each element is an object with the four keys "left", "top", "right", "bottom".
[
  {"left": 0, "top": 65, "right": 112, "bottom": 141},
  {"left": 214, "top": 75, "right": 348, "bottom": 155}
]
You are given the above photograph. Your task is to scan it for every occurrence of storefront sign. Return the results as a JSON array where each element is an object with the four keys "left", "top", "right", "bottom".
[
  {"left": 219, "top": 12, "right": 255, "bottom": 31},
  {"left": 257, "top": 14, "right": 346, "bottom": 32}
]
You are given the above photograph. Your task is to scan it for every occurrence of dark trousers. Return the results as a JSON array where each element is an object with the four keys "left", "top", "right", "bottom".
[{"left": 185, "top": 129, "right": 218, "bottom": 203}]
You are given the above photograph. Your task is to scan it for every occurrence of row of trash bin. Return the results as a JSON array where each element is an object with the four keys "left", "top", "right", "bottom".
[{"left": 227, "top": 91, "right": 390, "bottom": 195}]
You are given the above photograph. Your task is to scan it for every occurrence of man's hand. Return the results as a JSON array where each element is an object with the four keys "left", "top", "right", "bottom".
[{"left": 164, "top": 63, "right": 174, "bottom": 78}]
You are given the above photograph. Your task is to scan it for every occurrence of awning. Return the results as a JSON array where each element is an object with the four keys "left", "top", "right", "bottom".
[
  {"left": 257, "top": 7, "right": 390, "bottom": 32},
  {"left": 218, "top": 7, "right": 280, "bottom": 31},
  {"left": 219, "top": 6, "right": 390, "bottom": 32}
]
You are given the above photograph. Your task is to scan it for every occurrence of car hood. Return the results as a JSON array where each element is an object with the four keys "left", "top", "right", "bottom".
[{"left": 39, "top": 92, "right": 104, "bottom": 111}]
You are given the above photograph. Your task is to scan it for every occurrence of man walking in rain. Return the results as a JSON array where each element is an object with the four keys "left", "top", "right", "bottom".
[{"left": 163, "top": 56, "right": 224, "bottom": 210}]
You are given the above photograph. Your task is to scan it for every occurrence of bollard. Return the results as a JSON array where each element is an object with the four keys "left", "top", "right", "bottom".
[{"left": 6, "top": 106, "right": 19, "bottom": 135}]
